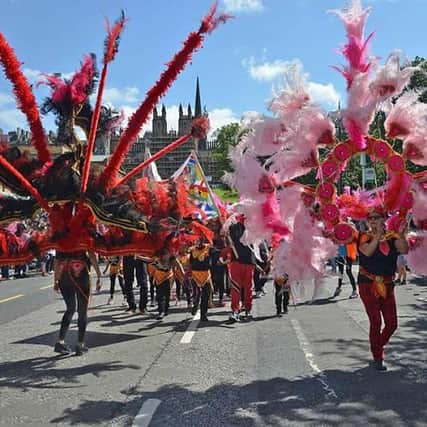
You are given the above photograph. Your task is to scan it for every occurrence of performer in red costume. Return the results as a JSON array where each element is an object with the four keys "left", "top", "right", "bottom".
[
  {"left": 358, "top": 206, "right": 408, "bottom": 371},
  {"left": 227, "top": 215, "right": 256, "bottom": 322}
]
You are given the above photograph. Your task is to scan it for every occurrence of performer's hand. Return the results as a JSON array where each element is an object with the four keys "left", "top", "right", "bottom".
[
  {"left": 53, "top": 280, "right": 60, "bottom": 293},
  {"left": 374, "top": 226, "right": 384, "bottom": 240},
  {"left": 399, "top": 224, "right": 408, "bottom": 237},
  {"left": 96, "top": 278, "right": 102, "bottom": 292}
]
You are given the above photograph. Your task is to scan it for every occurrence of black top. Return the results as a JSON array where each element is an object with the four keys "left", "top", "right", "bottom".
[
  {"left": 358, "top": 235, "right": 398, "bottom": 281},
  {"left": 190, "top": 246, "right": 213, "bottom": 271},
  {"left": 228, "top": 222, "right": 256, "bottom": 265}
]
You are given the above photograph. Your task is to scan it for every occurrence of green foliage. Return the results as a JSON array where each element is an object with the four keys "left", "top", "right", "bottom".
[
  {"left": 212, "top": 122, "right": 244, "bottom": 175},
  {"left": 213, "top": 186, "right": 239, "bottom": 203},
  {"left": 407, "top": 56, "right": 427, "bottom": 102}
]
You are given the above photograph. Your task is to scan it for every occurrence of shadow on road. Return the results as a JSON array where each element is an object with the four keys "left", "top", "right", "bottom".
[
  {"left": 49, "top": 368, "right": 427, "bottom": 426},
  {"left": 0, "top": 356, "right": 138, "bottom": 392},
  {"left": 13, "top": 329, "right": 144, "bottom": 348}
]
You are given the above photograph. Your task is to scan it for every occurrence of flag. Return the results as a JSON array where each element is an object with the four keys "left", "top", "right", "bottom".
[
  {"left": 172, "top": 152, "right": 219, "bottom": 220},
  {"left": 141, "top": 147, "right": 162, "bottom": 181}
]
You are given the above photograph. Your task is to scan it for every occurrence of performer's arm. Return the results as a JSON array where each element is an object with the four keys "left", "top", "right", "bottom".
[
  {"left": 359, "top": 231, "right": 381, "bottom": 257},
  {"left": 395, "top": 230, "right": 409, "bottom": 254},
  {"left": 88, "top": 251, "right": 102, "bottom": 290},
  {"left": 102, "top": 259, "right": 110, "bottom": 275},
  {"left": 135, "top": 254, "right": 153, "bottom": 262},
  {"left": 53, "top": 257, "right": 60, "bottom": 292}
]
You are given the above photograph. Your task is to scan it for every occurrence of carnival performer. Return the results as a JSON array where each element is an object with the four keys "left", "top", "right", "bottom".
[
  {"left": 254, "top": 240, "right": 270, "bottom": 297},
  {"left": 135, "top": 254, "right": 149, "bottom": 314},
  {"left": 358, "top": 207, "right": 408, "bottom": 371},
  {"left": 227, "top": 215, "right": 256, "bottom": 322},
  {"left": 189, "top": 236, "right": 214, "bottom": 322},
  {"left": 147, "top": 261, "right": 156, "bottom": 307},
  {"left": 174, "top": 246, "right": 192, "bottom": 308},
  {"left": 151, "top": 249, "right": 175, "bottom": 320},
  {"left": 274, "top": 273, "right": 290, "bottom": 317},
  {"left": 396, "top": 253, "right": 408, "bottom": 285},
  {"left": 210, "top": 233, "right": 227, "bottom": 306},
  {"left": 53, "top": 250, "right": 101, "bottom": 355},
  {"left": 123, "top": 255, "right": 137, "bottom": 313},
  {"left": 333, "top": 226, "right": 358, "bottom": 299},
  {"left": 103, "top": 256, "right": 125, "bottom": 305}
]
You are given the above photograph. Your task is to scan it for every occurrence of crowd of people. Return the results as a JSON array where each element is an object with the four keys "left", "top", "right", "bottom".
[
  {"left": 0, "top": 220, "right": 56, "bottom": 280},
  {"left": 0, "top": 211, "right": 409, "bottom": 374},
  {"left": 51, "top": 216, "right": 293, "bottom": 355},
  {"left": 50, "top": 208, "right": 409, "bottom": 373}
]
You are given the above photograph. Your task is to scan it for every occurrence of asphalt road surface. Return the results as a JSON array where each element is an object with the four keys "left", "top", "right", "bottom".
[{"left": 0, "top": 269, "right": 426, "bottom": 426}]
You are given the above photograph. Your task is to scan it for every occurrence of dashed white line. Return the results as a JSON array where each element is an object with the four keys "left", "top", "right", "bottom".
[
  {"left": 180, "top": 310, "right": 200, "bottom": 344},
  {"left": 132, "top": 398, "right": 162, "bottom": 427},
  {"left": 291, "top": 318, "right": 338, "bottom": 399},
  {"left": 0, "top": 294, "right": 24, "bottom": 304},
  {"left": 40, "top": 284, "right": 53, "bottom": 290}
]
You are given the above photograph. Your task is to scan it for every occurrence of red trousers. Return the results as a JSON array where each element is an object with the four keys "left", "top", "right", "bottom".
[
  {"left": 359, "top": 282, "right": 398, "bottom": 360},
  {"left": 229, "top": 261, "right": 254, "bottom": 313}
]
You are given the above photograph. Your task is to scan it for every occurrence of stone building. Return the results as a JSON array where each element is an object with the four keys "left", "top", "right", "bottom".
[{"left": 1, "top": 78, "right": 221, "bottom": 183}]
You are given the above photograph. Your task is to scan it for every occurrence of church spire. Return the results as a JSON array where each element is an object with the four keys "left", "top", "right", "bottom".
[{"left": 194, "top": 77, "right": 202, "bottom": 117}]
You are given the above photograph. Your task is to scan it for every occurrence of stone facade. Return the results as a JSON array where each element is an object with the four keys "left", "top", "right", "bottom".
[{"left": 1, "top": 78, "right": 221, "bottom": 183}]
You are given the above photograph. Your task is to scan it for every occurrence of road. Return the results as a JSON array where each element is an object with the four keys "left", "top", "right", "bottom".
[{"left": 0, "top": 270, "right": 426, "bottom": 426}]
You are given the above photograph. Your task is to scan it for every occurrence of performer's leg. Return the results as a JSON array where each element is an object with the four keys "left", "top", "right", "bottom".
[
  {"left": 58, "top": 281, "right": 76, "bottom": 341},
  {"left": 165, "top": 281, "right": 171, "bottom": 315},
  {"left": 359, "top": 284, "right": 383, "bottom": 360},
  {"left": 148, "top": 276, "right": 155, "bottom": 305},
  {"left": 337, "top": 256, "right": 344, "bottom": 288},
  {"left": 229, "top": 262, "right": 241, "bottom": 315},
  {"left": 275, "top": 283, "right": 282, "bottom": 315},
  {"left": 192, "top": 280, "right": 201, "bottom": 315},
  {"left": 225, "top": 269, "right": 231, "bottom": 297},
  {"left": 217, "top": 269, "right": 225, "bottom": 303},
  {"left": 283, "top": 290, "right": 290, "bottom": 313},
  {"left": 118, "top": 274, "right": 125, "bottom": 295},
  {"left": 379, "top": 288, "right": 398, "bottom": 354},
  {"left": 183, "top": 279, "right": 192, "bottom": 307},
  {"left": 76, "top": 279, "right": 90, "bottom": 348},
  {"left": 135, "top": 260, "right": 148, "bottom": 312},
  {"left": 200, "top": 284, "right": 210, "bottom": 321},
  {"left": 109, "top": 274, "right": 116, "bottom": 298},
  {"left": 156, "top": 283, "right": 164, "bottom": 314},
  {"left": 123, "top": 256, "right": 136, "bottom": 311},
  {"left": 345, "top": 257, "right": 357, "bottom": 292},
  {"left": 175, "top": 279, "right": 182, "bottom": 301},
  {"left": 243, "top": 265, "right": 254, "bottom": 313}
]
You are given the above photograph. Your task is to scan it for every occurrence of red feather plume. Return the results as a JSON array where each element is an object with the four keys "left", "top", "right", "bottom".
[
  {"left": 104, "top": 11, "right": 127, "bottom": 64},
  {"left": 98, "top": 3, "right": 231, "bottom": 192},
  {"left": 0, "top": 155, "right": 48, "bottom": 211},
  {"left": 80, "top": 12, "right": 127, "bottom": 195},
  {"left": 0, "top": 32, "right": 50, "bottom": 163}
]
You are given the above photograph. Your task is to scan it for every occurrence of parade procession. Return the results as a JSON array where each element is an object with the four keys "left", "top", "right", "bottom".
[{"left": 0, "top": 1, "right": 426, "bottom": 426}]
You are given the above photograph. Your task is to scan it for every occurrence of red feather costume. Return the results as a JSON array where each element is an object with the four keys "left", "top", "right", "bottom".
[{"left": 0, "top": 6, "right": 231, "bottom": 265}]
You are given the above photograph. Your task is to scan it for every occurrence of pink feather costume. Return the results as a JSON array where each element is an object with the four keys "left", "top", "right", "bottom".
[{"left": 227, "top": 0, "right": 427, "bottom": 286}]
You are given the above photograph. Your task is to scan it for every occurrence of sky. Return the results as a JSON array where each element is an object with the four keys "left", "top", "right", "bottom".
[{"left": 0, "top": 0, "right": 426, "bottom": 138}]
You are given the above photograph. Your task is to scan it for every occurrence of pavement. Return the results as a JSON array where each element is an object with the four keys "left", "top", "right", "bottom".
[{"left": 0, "top": 269, "right": 426, "bottom": 426}]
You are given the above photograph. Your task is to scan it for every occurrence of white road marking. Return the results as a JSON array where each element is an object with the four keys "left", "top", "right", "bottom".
[
  {"left": 40, "top": 284, "right": 53, "bottom": 290},
  {"left": 0, "top": 294, "right": 24, "bottom": 304},
  {"left": 180, "top": 310, "right": 200, "bottom": 344},
  {"left": 133, "top": 398, "right": 161, "bottom": 427},
  {"left": 291, "top": 318, "right": 338, "bottom": 399}
]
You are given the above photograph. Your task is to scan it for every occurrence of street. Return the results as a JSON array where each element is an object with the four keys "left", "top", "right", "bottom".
[{"left": 0, "top": 271, "right": 426, "bottom": 426}]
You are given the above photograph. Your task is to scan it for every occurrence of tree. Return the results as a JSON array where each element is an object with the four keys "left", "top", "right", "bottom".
[
  {"left": 212, "top": 122, "right": 243, "bottom": 175},
  {"left": 406, "top": 56, "right": 427, "bottom": 102}
]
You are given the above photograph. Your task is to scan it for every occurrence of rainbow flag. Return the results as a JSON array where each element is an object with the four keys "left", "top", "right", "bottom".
[{"left": 172, "top": 152, "right": 219, "bottom": 219}]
